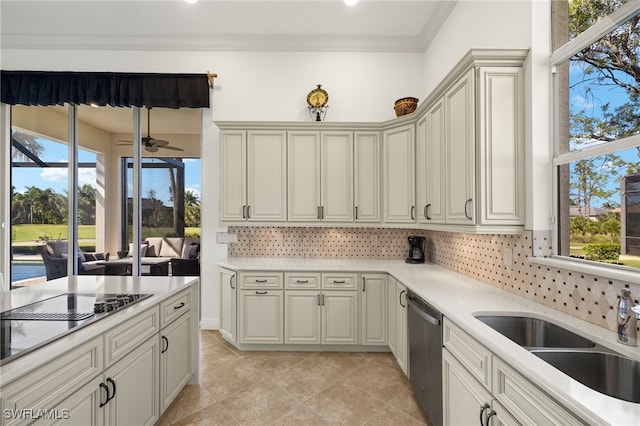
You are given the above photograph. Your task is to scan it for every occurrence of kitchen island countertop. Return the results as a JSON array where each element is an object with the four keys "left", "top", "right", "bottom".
[
  {"left": 218, "top": 257, "right": 640, "bottom": 426},
  {"left": 0, "top": 275, "right": 199, "bottom": 386}
]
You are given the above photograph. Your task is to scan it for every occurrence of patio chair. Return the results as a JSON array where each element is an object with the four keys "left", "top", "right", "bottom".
[{"left": 37, "top": 245, "right": 107, "bottom": 281}]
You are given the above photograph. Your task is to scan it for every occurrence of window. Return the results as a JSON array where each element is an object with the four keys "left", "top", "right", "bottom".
[{"left": 552, "top": 1, "right": 640, "bottom": 271}]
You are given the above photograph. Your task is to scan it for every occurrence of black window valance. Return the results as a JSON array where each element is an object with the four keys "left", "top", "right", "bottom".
[{"left": 1, "top": 71, "right": 210, "bottom": 108}]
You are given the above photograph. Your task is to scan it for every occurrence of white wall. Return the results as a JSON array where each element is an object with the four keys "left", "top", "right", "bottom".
[{"left": 422, "top": 0, "right": 533, "bottom": 96}]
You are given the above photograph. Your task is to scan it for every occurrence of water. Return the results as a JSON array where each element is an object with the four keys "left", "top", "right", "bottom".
[{"left": 11, "top": 262, "right": 46, "bottom": 282}]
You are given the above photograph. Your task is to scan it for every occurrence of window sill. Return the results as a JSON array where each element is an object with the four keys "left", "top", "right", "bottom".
[{"left": 529, "top": 256, "right": 640, "bottom": 286}]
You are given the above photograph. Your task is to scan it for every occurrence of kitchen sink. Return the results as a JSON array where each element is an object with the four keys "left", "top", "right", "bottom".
[
  {"left": 474, "top": 315, "right": 596, "bottom": 348},
  {"left": 531, "top": 350, "right": 640, "bottom": 403}
]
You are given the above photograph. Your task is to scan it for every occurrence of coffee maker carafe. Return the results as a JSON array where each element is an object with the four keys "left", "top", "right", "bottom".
[{"left": 406, "top": 236, "right": 425, "bottom": 264}]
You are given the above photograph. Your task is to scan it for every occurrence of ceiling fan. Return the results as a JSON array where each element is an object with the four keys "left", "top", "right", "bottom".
[{"left": 118, "top": 108, "right": 184, "bottom": 152}]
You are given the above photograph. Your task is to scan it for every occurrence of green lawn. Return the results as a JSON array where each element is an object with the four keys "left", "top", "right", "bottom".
[
  {"left": 12, "top": 224, "right": 201, "bottom": 243},
  {"left": 12, "top": 224, "right": 96, "bottom": 242}
]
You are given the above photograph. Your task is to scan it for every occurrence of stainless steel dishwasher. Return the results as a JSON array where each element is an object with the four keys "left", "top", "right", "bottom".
[{"left": 407, "top": 290, "right": 443, "bottom": 426}]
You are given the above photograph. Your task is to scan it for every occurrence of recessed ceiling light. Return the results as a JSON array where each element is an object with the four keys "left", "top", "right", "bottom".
[
  {"left": 184, "top": 0, "right": 197, "bottom": 4},
  {"left": 344, "top": 0, "right": 359, "bottom": 5}
]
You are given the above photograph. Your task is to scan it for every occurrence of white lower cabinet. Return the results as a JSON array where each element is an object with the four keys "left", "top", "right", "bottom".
[
  {"left": 0, "top": 286, "right": 197, "bottom": 426},
  {"left": 443, "top": 349, "right": 517, "bottom": 426},
  {"left": 220, "top": 268, "right": 237, "bottom": 342},
  {"left": 395, "top": 281, "right": 408, "bottom": 375},
  {"left": 283, "top": 274, "right": 358, "bottom": 345},
  {"left": 443, "top": 318, "right": 581, "bottom": 426},
  {"left": 387, "top": 275, "right": 408, "bottom": 375},
  {"left": 322, "top": 291, "right": 358, "bottom": 344},
  {"left": 239, "top": 290, "right": 284, "bottom": 344},
  {"left": 160, "top": 311, "right": 193, "bottom": 412},
  {"left": 284, "top": 290, "right": 322, "bottom": 344},
  {"left": 360, "top": 274, "right": 387, "bottom": 345},
  {"left": 103, "top": 336, "right": 160, "bottom": 426}
]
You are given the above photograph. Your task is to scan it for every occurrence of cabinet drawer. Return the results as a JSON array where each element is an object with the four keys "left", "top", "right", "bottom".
[
  {"left": 285, "top": 272, "right": 322, "bottom": 289},
  {"left": 239, "top": 272, "right": 283, "bottom": 289},
  {"left": 321, "top": 272, "right": 358, "bottom": 290},
  {"left": 105, "top": 307, "right": 159, "bottom": 367},
  {"left": 0, "top": 337, "right": 103, "bottom": 425},
  {"left": 160, "top": 288, "right": 192, "bottom": 328},
  {"left": 493, "top": 357, "right": 582, "bottom": 425},
  {"left": 443, "top": 318, "right": 492, "bottom": 388}
]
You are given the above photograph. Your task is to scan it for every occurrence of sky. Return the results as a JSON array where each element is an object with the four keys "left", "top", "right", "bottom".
[{"left": 12, "top": 137, "right": 201, "bottom": 206}]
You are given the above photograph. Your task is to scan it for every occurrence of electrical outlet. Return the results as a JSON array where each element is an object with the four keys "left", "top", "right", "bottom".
[
  {"left": 216, "top": 232, "right": 238, "bottom": 244},
  {"left": 503, "top": 247, "right": 513, "bottom": 267}
]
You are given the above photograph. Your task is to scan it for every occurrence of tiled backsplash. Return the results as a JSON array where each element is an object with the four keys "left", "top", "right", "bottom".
[{"left": 227, "top": 226, "right": 636, "bottom": 334}]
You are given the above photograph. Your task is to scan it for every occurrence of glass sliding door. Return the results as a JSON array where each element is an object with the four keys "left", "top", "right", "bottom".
[
  {"left": 10, "top": 105, "right": 70, "bottom": 287},
  {"left": 8, "top": 104, "right": 201, "bottom": 285}
]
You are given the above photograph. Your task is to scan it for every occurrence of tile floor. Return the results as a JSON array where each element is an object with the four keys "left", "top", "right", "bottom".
[{"left": 157, "top": 330, "right": 430, "bottom": 425}]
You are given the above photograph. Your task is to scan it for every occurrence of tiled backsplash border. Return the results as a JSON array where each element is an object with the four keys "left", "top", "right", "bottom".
[{"left": 227, "top": 226, "right": 636, "bottom": 334}]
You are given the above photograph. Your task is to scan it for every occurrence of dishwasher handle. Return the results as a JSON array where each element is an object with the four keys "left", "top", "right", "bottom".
[{"left": 408, "top": 296, "right": 441, "bottom": 326}]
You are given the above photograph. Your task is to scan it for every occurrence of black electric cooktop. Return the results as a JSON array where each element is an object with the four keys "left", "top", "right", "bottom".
[{"left": 0, "top": 292, "right": 152, "bottom": 365}]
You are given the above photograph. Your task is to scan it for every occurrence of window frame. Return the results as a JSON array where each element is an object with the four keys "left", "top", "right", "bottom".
[{"left": 543, "top": 0, "right": 640, "bottom": 284}]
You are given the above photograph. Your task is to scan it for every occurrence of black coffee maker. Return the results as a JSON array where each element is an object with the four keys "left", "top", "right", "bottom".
[{"left": 406, "top": 236, "right": 425, "bottom": 264}]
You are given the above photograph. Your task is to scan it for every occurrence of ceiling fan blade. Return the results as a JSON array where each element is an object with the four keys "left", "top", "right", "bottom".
[
  {"left": 159, "top": 145, "right": 184, "bottom": 151},
  {"left": 148, "top": 138, "right": 169, "bottom": 146}
]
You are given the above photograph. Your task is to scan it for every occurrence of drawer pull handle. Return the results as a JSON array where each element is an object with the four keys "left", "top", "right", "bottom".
[
  {"left": 256, "top": 291, "right": 268, "bottom": 295},
  {"left": 161, "top": 335, "right": 169, "bottom": 353},
  {"left": 399, "top": 289, "right": 406, "bottom": 308},
  {"left": 332, "top": 280, "right": 346, "bottom": 284},
  {"left": 296, "top": 280, "right": 309, "bottom": 283},
  {"left": 479, "top": 403, "right": 490, "bottom": 426},
  {"left": 255, "top": 279, "right": 268, "bottom": 283},
  {"left": 486, "top": 410, "right": 497, "bottom": 425},
  {"left": 106, "top": 378, "right": 116, "bottom": 404},
  {"left": 99, "top": 382, "right": 109, "bottom": 408},
  {"left": 174, "top": 302, "right": 185, "bottom": 310},
  {"left": 464, "top": 198, "right": 473, "bottom": 220}
]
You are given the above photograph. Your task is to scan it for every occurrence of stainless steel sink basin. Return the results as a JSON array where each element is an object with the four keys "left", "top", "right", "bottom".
[
  {"left": 532, "top": 350, "right": 640, "bottom": 403},
  {"left": 474, "top": 315, "right": 596, "bottom": 348}
]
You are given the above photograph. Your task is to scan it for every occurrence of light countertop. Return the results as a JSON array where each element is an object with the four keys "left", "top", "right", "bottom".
[
  {"left": 0, "top": 275, "right": 198, "bottom": 385},
  {"left": 218, "top": 257, "right": 640, "bottom": 426}
]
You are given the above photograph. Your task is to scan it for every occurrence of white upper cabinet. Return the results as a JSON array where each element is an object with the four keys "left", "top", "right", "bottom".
[
  {"left": 383, "top": 124, "right": 415, "bottom": 223},
  {"left": 288, "top": 131, "right": 354, "bottom": 222},
  {"left": 321, "top": 131, "right": 354, "bottom": 222},
  {"left": 414, "top": 51, "right": 526, "bottom": 232},
  {"left": 445, "top": 69, "right": 476, "bottom": 225},
  {"left": 288, "top": 131, "right": 321, "bottom": 221},
  {"left": 354, "top": 132, "right": 381, "bottom": 222},
  {"left": 477, "top": 66, "right": 525, "bottom": 226},
  {"left": 416, "top": 99, "right": 445, "bottom": 224},
  {"left": 216, "top": 48, "right": 527, "bottom": 232},
  {"left": 220, "top": 130, "right": 287, "bottom": 222}
]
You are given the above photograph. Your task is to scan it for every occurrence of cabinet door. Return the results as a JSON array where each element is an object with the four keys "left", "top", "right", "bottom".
[
  {"left": 104, "top": 336, "right": 160, "bottom": 426},
  {"left": 383, "top": 124, "right": 415, "bottom": 223},
  {"left": 51, "top": 376, "right": 104, "bottom": 425},
  {"left": 321, "top": 291, "right": 358, "bottom": 344},
  {"left": 443, "top": 348, "right": 492, "bottom": 426},
  {"left": 387, "top": 275, "right": 398, "bottom": 356},
  {"left": 220, "top": 131, "right": 247, "bottom": 221},
  {"left": 220, "top": 268, "right": 237, "bottom": 342},
  {"left": 417, "top": 99, "right": 445, "bottom": 224},
  {"left": 321, "top": 131, "right": 353, "bottom": 222},
  {"left": 288, "top": 131, "right": 321, "bottom": 221},
  {"left": 247, "top": 131, "right": 287, "bottom": 221},
  {"left": 396, "top": 282, "right": 408, "bottom": 375},
  {"left": 239, "top": 290, "right": 284, "bottom": 344},
  {"left": 160, "top": 312, "right": 193, "bottom": 412},
  {"left": 477, "top": 67, "right": 525, "bottom": 226},
  {"left": 354, "top": 132, "right": 381, "bottom": 222},
  {"left": 284, "top": 290, "right": 322, "bottom": 344},
  {"left": 445, "top": 69, "right": 476, "bottom": 224},
  {"left": 360, "top": 274, "right": 387, "bottom": 345}
]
